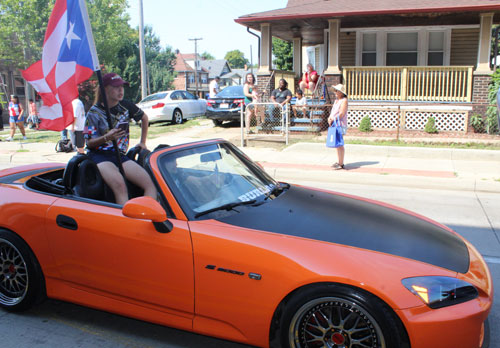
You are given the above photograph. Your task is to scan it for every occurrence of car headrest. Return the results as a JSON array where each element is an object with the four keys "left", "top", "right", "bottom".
[
  {"left": 74, "top": 159, "right": 104, "bottom": 200},
  {"left": 126, "top": 146, "right": 151, "bottom": 167},
  {"left": 63, "top": 154, "right": 89, "bottom": 191}
]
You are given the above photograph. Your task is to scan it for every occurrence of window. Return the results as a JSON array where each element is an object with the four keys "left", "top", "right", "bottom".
[
  {"left": 386, "top": 32, "right": 418, "bottom": 66},
  {"left": 356, "top": 28, "right": 451, "bottom": 66},
  {"left": 428, "top": 31, "right": 444, "bottom": 66},
  {"left": 188, "top": 74, "right": 195, "bottom": 83},
  {"left": 362, "top": 33, "right": 377, "bottom": 66}
]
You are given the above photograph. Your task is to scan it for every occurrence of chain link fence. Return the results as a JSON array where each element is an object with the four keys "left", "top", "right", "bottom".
[{"left": 240, "top": 102, "right": 289, "bottom": 146}]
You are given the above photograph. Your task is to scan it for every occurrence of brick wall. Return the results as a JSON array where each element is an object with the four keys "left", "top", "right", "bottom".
[
  {"left": 324, "top": 74, "right": 342, "bottom": 101},
  {"left": 256, "top": 73, "right": 275, "bottom": 100},
  {"left": 472, "top": 74, "right": 491, "bottom": 125},
  {"left": 173, "top": 73, "right": 187, "bottom": 91}
]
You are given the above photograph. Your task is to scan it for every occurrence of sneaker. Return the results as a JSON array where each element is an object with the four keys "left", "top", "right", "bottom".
[
  {"left": 23, "top": 136, "right": 27, "bottom": 140},
  {"left": 5, "top": 137, "right": 12, "bottom": 142}
]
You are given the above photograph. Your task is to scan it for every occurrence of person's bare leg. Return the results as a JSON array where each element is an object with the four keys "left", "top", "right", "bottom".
[
  {"left": 337, "top": 146, "right": 345, "bottom": 166},
  {"left": 17, "top": 122, "right": 26, "bottom": 136},
  {"left": 9, "top": 122, "right": 15, "bottom": 139},
  {"left": 97, "top": 161, "right": 129, "bottom": 205},
  {"left": 245, "top": 109, "right": 252, "bottom": 133},
  {"left": 123, "top": 160, "right": 157, "bottom": 200},
  {"left": 299, "top": 81, "right": 306, "bottom": 91}
]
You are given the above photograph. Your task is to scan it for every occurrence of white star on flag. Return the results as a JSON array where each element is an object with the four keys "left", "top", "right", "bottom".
[{"left": 65, "top": 22, "right": 81, "bottom": 49}]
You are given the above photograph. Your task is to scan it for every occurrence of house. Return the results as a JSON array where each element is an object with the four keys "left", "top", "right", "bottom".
[
  {"left": 199, "top": 59, "right": 233, "bottom": 88},
  {"left": 236, "top": 0, "right": 500, "bottom": 133},
  {"left": 172, "top": 51, "right": 209, "bottom": 98}
]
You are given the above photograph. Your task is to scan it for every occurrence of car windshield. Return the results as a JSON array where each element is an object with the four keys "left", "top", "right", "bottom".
[
  {"left": 159, "top": 143, "right": 278, "bottom": 219},
  {"left": 215, "top": 86, "right": 243, "bottom": 98},
  {"left": 140, "top": 92, "right": 168, "bottom": 103}
]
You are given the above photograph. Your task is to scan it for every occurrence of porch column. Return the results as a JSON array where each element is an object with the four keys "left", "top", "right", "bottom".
[
  {"left": 476, "top": 13, "right": 494, "bottom": 74},
  {"left": 258, "top": 23, "right": 272, "bottom": 74},
  {"left": 292, "top": 37, "right": 302, "bottom": 78},
  {"left": 325, "top": 19, "right": 341, "bottom": 75}
]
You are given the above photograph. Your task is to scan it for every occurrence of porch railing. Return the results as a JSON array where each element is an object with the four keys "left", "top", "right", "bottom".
[{"left": 343, "top": 66, "right": 473, "bottom": 103}]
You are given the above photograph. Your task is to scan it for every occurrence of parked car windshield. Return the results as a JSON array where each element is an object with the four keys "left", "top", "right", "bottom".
[
  {"left": 139, "top": 92, "right": 168, "bottom": 103},
  {"left": 215, "top": 86, "right": 243, "bottom": 98},
  {"left": 159, "top": 142, "right": 277, "bottom": 219}
]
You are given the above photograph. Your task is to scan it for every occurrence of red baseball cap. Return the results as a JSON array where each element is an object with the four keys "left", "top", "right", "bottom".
[{"left": 103, "top": 73, "right": 129, "bottom": 87}]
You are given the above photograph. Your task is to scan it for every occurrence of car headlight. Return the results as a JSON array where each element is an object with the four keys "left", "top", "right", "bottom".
[{"left": 402, "top": 276, "right": 478, "bottom": 309}]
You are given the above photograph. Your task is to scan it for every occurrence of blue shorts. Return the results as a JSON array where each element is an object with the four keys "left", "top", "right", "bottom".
[
  {"left": 87, "top": 151, "right": 131, "bottom": 166},
  {"left": 10, "top": 115, "right": 24, "bottom": 123}
]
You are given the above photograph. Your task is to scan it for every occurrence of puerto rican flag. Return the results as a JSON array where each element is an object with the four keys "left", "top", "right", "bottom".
[{"left": 21, "top": 0, "right": 99, "bottom": 131}]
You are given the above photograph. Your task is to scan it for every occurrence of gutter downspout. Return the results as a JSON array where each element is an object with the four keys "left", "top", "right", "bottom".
[{"left": 247, "top": 27, "right": 261, "bottom": 67}]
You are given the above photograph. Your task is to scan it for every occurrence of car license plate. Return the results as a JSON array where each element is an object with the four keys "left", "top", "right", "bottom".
[{"left": 220, "top": 103, "right": 229, "bottom": 109}]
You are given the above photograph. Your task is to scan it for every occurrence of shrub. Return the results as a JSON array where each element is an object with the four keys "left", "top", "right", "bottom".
[
  {"left": 470, "top": 113, "right": 485, "bottom": 133},
  {"left": 359, "top": 116, "right": 372, "bottom": 132},
  {"left": 486, "top": 69, "right": 500, "bottom": 134},
  {"left": 424, "top": 117, "right": 438, "bottom": 133}
]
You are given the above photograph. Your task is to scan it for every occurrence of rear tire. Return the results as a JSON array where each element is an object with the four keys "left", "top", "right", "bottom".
[
  {"left": 276, "top": 283, "right": 408, "bottom": 348},
  {"left": 0, "top": 229, "right": 45, "bottom": 312},
  {"left": 212, "top": 119, "right": 223, "bottom": 127},
  {"left": 172, "top": 109, "right": 183, "bottom": 124}
]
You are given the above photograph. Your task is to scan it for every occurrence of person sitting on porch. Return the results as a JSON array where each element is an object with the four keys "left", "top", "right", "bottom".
[
  {"left": 299, "top": 64, "right": 318, "bottom": 91},
  {"left": 292, "top": 89, "right": 308, "bottom": 118}
]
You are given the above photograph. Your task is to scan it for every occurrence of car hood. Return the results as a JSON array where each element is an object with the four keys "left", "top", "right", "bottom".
[{"left": 217, "top": 185, "right": 469, "bottom": 273}]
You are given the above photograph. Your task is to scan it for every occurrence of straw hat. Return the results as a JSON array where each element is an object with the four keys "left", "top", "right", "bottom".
[{"left": 332, "top": 84, "right": 347, "bottom": 96}]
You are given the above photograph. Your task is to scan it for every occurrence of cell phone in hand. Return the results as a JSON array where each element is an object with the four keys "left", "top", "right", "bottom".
[{"left": 115, "top": 121, "right": 129, "bottom": 133}]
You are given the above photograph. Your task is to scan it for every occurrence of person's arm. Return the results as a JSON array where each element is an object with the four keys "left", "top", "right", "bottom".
[
  {"left": 87, "top": 128, "right": 124, "bottom": 149},
  {"left": 138, "top": 113, "right": 149, "bottom": 149},
  {"left": 19, "top": 104, "right": 24, "bottom": 117},
  {"left": 338, "top": 99, "right": 348, "bottom": 120},
  {"left": 282, "top": 94, "right": 292, "bottom": 106}
]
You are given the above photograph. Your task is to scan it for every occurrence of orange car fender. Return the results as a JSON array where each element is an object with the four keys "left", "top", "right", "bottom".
[
  {"left": 188, "top": 220, "right": 455, "bottom": 347},
  {"left": 0, "top": 184, "right": 61, "bottom": 279}
]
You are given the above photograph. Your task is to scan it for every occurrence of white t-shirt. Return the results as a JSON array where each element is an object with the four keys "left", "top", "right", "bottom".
[
  {"left": 209, "top": 79, "right": 220, "bottom": 98},
  {"left": 295, "top": 96, "right": 307, "bottom": 106},
  {"left": 72, "top": 98, "right": 86, "bottom": 131}
]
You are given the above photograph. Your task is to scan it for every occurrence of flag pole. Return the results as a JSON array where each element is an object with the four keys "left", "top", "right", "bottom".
[{"left": 96, "top": 70, "right": 125, "bottom": 176}]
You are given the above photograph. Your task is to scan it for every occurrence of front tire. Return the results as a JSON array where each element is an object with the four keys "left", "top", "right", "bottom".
[
  {"left": 212, "top": 119, "right": 223, "bottom": 127},
  {"left": 172, "top": 109, "right": 183, "bottom": 124},
  {"left": 0, "top": 230, "right": 45, "bottom": 312},
  {"left": 277, "top": 284, "right": 408, "bottom": 348}
]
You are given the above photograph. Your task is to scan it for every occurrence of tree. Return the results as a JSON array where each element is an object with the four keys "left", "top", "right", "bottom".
[
  {"left": 272, "top": 38, "right": 293, "bottom": 71},
  {"left": 119, "top": 26, "right": 176, "bottom": 102},
  {"left": 201, "top": 52, "right": 215, "bottom": 60},
  {"left": 224, "top": 50, "right": 248, "bottom": 69},
  {"left": 0, "top": 0, "right": 54, "bottom": 66}
]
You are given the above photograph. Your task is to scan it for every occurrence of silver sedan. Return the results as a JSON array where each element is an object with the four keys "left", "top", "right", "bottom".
[{"left": 137, "top": 90, "right": 207, "bottom": 124}]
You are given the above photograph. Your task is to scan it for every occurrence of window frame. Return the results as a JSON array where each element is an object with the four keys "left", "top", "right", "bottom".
[{"left": 355, "top": 26, "right": 452, "bottom": 66}]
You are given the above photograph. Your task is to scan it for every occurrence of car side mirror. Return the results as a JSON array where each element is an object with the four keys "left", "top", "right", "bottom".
[{"left": 122, "top": 196, "right": 173, "bottom": 233}]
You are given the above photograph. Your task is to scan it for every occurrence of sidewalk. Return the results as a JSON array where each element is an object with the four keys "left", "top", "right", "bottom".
[{"left": 1, "top": 123, "right": 500, "bottom": 193}]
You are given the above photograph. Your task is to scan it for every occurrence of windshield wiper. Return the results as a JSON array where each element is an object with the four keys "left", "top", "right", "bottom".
[
  {"left": 194, "top": 199, "right": 257, "bottom": 218},
  {"left": 264, "top": 183, "right": 290, "bottom": 201}
]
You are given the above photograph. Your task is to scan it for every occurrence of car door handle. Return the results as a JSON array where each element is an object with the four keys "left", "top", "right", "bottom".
[{"left": 56, "top": 215, "right": 78, "bottom": 230}]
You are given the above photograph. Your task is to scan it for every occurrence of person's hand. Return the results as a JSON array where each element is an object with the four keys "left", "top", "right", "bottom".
[
  {"left": 137, "top": 142, "right": 147, "bottom": 150},
  {"left": 106, "top": 128, "right": 125, "bottom": 141}
]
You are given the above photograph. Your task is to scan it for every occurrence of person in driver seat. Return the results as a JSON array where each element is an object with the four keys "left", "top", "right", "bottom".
[{"left": 84, "top": 73, "right": 157, "bottom": 205}]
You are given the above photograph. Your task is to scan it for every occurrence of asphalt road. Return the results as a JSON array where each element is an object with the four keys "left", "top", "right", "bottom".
[{"left": 0, "top": 168, "right": 498, "bottom": 347}]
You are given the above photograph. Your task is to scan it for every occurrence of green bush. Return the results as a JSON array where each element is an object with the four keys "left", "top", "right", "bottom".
[
  {"left": 359, "top": 116, "right": 372, "bottom": 132},
  {"left": 424, "top": 117, "right": 438, "bottom": 133},
  {"left": 486, "top": 69, "right": 500, "bottom": 134},
  {"left": 470, "top": 113, "right": 485, "bottom": 133}
]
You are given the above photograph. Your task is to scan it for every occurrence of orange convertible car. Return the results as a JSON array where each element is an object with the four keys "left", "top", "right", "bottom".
[{"left": 0, "top": 139, "right": 492, "bottom": 348}]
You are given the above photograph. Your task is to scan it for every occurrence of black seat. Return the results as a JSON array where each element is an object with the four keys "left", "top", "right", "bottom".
[
  {"left": 126, "top": 146, "right": 151, "bottom": 167},
  {"left": 63, "top": 154, "right": 114, "bottom": 202}
]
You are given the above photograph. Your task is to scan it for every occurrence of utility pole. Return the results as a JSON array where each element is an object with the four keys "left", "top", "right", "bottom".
[
  {"left": 138, "top": 0, "right": 147, "bottom": 100},
  {"left": 189, "top": 38, "right": 202, "bottom": 96}
]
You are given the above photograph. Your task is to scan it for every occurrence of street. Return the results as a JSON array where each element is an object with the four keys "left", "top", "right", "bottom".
[{"left": 0, "top": 168, "right": 498, "bottom": 347}]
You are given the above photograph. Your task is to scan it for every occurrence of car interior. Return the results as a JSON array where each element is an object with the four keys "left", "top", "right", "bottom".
[{"left": 25, "top": 146, "right": 162, "bottom": 205}]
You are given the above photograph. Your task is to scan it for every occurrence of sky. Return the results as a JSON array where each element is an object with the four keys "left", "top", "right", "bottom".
[{"left": 126, "top": 0, "right": 288, "bottom": 63}]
